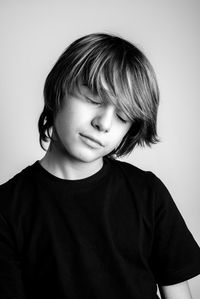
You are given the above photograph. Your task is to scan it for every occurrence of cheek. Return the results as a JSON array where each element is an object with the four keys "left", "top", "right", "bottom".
[
  {"left": 117, "top": 123, "right": 131, "bottom": 139},
  {"left": 108, "top": 127, "right": 129, "bottom": 149},
  {"left": 54, "top": 115, "right": 72, "bottom": 143}
]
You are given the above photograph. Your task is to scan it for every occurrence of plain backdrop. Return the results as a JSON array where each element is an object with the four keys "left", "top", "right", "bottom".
[{"left": 0, "top": 0, "right": 200, "bottom": 297}]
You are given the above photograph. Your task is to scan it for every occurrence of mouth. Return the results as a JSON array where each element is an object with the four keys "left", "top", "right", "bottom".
[{"left": 80, "top": 133, "right": 104, "bottom": 147}]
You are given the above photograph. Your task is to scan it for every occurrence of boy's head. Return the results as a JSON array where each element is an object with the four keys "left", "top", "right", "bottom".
[{"left": 38, "top": 33, "right": 160, "bottom": 158}]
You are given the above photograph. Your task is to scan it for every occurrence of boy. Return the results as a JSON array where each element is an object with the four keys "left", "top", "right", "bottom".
[{"left": 0, "top": 33, "right": 200, "bottom": 299}]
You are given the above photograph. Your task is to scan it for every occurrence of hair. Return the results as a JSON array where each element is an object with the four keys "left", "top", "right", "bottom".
[{"left": 38, "top": 32, "right": 160, "bottom": 158}]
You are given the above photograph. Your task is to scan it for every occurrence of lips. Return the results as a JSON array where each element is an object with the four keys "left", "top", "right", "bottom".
[{"left": 80, "top": 133, "right": 104, "bottom": 147}]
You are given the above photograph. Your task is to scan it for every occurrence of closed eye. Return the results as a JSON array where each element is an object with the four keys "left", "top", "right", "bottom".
[
  {"left": 117, "top": 114, "right": 128, "bottom": 123},
  {"left": 84, "top": 92, "right": 130, "bottom": 124},
  {"left": 116, "top": 111, "right": 131, "bottom": 123},
  {"left": 85, "top": 96, "right": 101, "bottom": 105}
]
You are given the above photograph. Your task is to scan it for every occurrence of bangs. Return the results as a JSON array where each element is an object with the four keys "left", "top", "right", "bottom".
[
  {"left": 40, "top": 33, "right": 160, "bottom": 155},
  {"left": 63, "top": 48, "right": 150, "bottom": 123}
]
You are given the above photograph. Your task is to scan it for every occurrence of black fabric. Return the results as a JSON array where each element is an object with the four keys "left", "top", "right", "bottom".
[{"left": 0, "top": 158, "right": 200, "bottom": 299}]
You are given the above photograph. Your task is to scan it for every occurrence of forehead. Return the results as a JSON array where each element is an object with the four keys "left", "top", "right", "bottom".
[{"left": 78, "top": 84, "right": 98, "bottom": 97}]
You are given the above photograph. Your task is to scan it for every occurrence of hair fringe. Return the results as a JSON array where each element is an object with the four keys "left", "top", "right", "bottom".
[{"left": 38, "top": 33, "right": 160, "bottom": 157}]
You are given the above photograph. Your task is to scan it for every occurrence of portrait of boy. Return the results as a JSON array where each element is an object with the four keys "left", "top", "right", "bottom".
[{"left": 0, "top": 33, "right": 200, "bottom": 299}]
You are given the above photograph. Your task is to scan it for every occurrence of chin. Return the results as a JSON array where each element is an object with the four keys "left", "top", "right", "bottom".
[
  {"left": 76, "top": 153, "right": 103, "bottom": 164},
  {"left": 64, "top": 143, "right": 110, "bottom": 164}
]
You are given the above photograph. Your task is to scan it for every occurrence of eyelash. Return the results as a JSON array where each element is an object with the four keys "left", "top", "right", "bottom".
[
  {"left": 117, "top": 115, "right": 127, "bottom": 123},
  {"left": 85, "top": 96, "right": 128, "bottom": 123},
  {"left": 85, "top": 96, "right": 100, "bottom": 105}
]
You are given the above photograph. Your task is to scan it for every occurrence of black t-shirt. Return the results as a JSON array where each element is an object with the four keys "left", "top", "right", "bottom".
[{"left": 0, "top": 158, "right": 200, "bottom": 299}]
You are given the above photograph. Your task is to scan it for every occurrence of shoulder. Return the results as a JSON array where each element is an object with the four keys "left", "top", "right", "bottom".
[
  {"left": 109, "top": 158, "right": 174, "bottom": 207},
  {"left": 109, "top": 158, "right": 147, "bottom": 177},
  {"left": 109, "top": 158, "right": 161, "bottom": 188},
  {"left": 0, "top": 162, "right": 37, "bottom": 214},
  {"left": 0, "top": 162, "right": 35, "bottom": 190}
]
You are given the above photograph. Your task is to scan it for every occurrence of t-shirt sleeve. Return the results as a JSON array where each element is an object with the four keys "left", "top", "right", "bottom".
[
  {"left": 148, "top": 172, "right": 200, "bottom": 286},
  {"left": 0, "top": 183, "right": 26, "bottom": 299}
]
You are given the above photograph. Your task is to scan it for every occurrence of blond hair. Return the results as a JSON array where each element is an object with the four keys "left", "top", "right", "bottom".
[{"left": 38, "top": 33, "right": 160, "bottom": 157}]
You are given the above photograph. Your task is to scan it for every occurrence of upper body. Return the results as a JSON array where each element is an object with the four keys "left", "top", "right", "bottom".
[
  {"left": 0, "top": 158, "right": 200, "bottom": 299},
  {"left": 0, "top": 33, "right": 199, "bottom": 298}
]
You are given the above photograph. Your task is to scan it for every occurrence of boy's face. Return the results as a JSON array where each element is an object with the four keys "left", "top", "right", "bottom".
[{"left": 53, "top": 85, "right": 132, "bottom": 165}]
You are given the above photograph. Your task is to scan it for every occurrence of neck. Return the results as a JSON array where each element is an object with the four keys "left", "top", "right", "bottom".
[{"left": 39, "top": 142, "right": 103, "bottom": 180}]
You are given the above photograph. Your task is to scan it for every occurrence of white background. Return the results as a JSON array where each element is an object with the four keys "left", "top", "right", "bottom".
[{"left": 0, "top": 0, "right": 200, "bottom": 297}]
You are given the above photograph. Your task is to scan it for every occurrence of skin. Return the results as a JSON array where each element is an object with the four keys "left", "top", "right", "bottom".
[
  {"left": 159, "top": 281, "right": 193, "bottom": 299},
  {"left": 40, "top": 85, "right": 132, "bottom": 180}
]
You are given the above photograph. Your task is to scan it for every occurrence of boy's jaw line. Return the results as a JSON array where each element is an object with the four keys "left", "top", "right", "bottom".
[{"left": 40, "top": 140, "right": 104, "bottom": 180}]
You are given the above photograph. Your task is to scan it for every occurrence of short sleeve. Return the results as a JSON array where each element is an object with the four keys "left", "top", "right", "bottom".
[
  {"left": 148, "top": 173, "right": 200, "bottom": 286},
  {"left": 0, "top": 184, "right": 26, "bottom": 298}
]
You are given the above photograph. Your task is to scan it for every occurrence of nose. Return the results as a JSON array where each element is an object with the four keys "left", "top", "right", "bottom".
[{"left": 91, "top": 105, "right": 115, "bottom": 133}]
